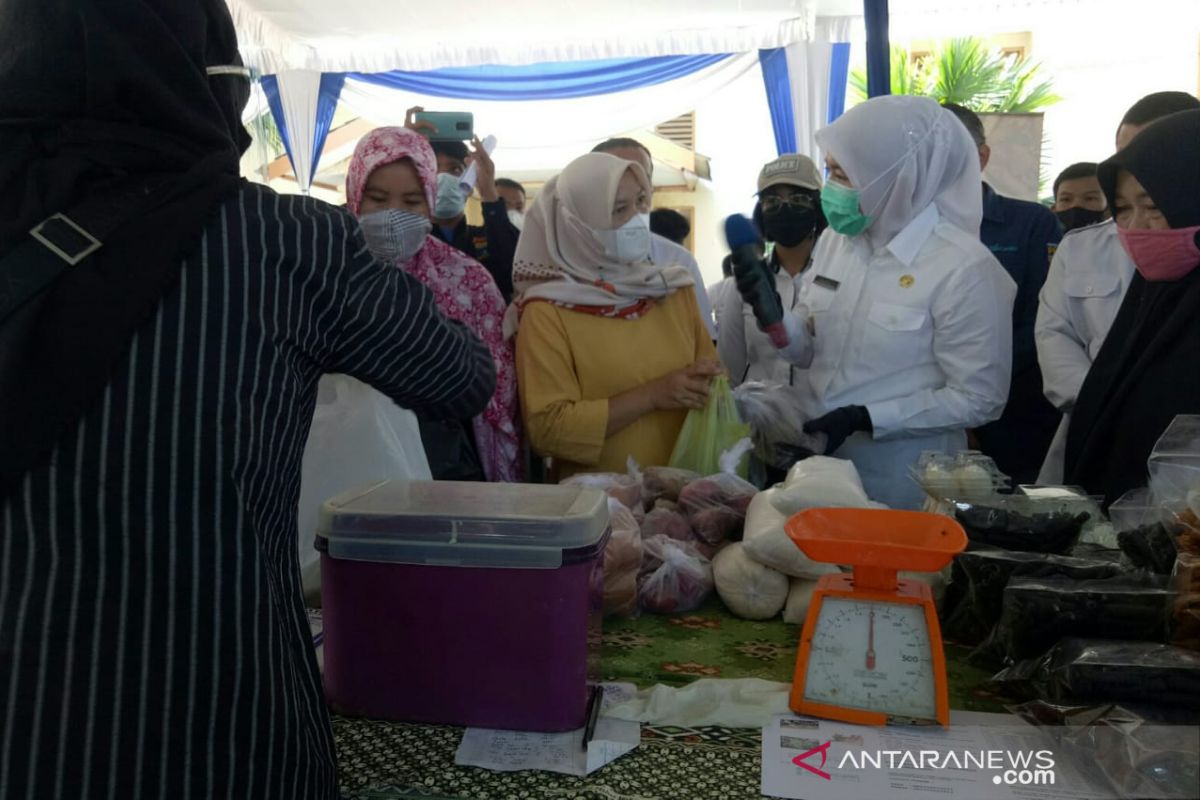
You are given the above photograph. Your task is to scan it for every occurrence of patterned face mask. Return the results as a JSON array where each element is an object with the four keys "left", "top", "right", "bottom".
[{"left": 358, "top": 208, "right": 432, "bottom": 264}]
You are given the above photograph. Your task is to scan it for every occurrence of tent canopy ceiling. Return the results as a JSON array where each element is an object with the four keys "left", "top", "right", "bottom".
[{"left": 228, "top": 0, "right": 824, "bottom": 72}]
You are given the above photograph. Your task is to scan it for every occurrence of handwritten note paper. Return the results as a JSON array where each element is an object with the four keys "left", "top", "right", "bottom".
[{"left": 455, "top": 717, "right": 640, "bottom": 777}]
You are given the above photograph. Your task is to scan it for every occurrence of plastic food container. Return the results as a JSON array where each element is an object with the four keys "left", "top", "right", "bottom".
[{"left": 317, "top": 480, "right": 610, "bottom": 731}]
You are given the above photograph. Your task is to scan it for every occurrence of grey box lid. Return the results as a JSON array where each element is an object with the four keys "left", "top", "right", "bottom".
[{"left": 317, "top": 480, "right": 611, "bottom": 569}]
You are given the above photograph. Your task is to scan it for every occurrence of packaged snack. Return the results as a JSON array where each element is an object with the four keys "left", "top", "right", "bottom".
[
  {"left": 641, "top": 466, "right": 701, "bottom": 510},
  {"left": 976, "top": 574, "right": 1174, "bottom": 665},
  {"left": 952, "top": 497, "right": 1091, "bottom": 554},
  {"left": 602, "top": 498, "right": 642, "bottom": 617}
]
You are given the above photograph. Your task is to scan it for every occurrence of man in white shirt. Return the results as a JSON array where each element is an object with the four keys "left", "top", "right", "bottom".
[
  {"left": 734, "top": 97, "right": 1015, "bottom": 509},
  {"left": 591, "top": 138, "right": 717, "bottom": 338},
  {"left": 1035, "top": 90, "right": 1200, "bottom": 483}
]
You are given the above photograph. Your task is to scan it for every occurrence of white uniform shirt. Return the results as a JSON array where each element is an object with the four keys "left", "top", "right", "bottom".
[
  {"left": 1033, "top": 219, "right": 1135, "bottom": 483},
  {"left": 651, "top": 234, "right": 716, "bottom": 338},
  {"left": 717, "top": 264, "right": 803, "bottom": 386},
  {"left": 1034, "top": 220, "right": 1135, "bottom": 412},
  {"left": 706, "top": 277, "right": 733, "bottom": 328},
  {"left": 774, "top": 205, "right": 1016, "bottom": 507}
]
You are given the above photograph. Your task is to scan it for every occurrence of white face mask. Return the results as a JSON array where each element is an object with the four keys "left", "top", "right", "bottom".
[
  {"left": 434, "top": 173, "right": 468, "bottom": 219},
  {"left": 596, "top": 212, "right": 652, "bottom": 264},
  {"left": 507, "top": 209, "right": 526, "bottom": 232},
  {"left": 358, "top": 208, "right": 432, "bottom": 264}
]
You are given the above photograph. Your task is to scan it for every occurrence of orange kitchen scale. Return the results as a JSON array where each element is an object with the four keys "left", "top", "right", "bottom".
[{"left": 785, "top": 508, "right": 967, "bottom": 727}]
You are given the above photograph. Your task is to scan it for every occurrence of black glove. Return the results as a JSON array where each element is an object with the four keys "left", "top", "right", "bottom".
[
  {"left": 803, "top": 405, "right": 873, "bottom": 455},
  {"left": 732, "top": 254, "right": 784, "bottom": 336}
]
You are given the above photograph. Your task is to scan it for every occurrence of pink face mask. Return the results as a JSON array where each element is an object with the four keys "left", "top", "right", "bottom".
[{"left": 1117, "top": 225, "right": 1200, "bottom": 282}]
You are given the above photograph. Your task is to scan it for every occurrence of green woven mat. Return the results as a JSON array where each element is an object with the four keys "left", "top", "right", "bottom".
[{"left": 334, "top": 597, "right": 1008, "bottom": 799}]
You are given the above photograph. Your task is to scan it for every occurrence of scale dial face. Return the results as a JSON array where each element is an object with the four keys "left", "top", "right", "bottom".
[{"left": 803, "top": 596, "right": 937, "bottom": 721}]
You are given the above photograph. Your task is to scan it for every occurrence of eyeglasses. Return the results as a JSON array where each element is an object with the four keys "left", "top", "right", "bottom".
[{"left": 761, "top": 194, "right": 816, "bottom": 214}]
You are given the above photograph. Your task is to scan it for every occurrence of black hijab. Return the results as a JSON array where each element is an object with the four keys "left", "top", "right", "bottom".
[
  {"left": 1065, "top": 110, "right": 1200, "bottom": 506},
  {"left": 0, "top": 0, "right": 250, "bottom": 494}
]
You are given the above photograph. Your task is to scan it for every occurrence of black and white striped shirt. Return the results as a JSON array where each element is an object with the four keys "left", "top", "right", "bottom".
[{"left": 0, "top": 184, "right": 495, "bottom": 799}]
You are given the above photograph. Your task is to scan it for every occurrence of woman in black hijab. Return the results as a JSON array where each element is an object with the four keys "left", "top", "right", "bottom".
[
  {"left": 0, "top": 2, "right": 495, "bottom": 798},
  {"left": 1064, "top": 109, "right": 1200, "bottom": 506}
]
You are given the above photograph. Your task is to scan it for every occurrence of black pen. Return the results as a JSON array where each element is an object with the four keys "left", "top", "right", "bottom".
[{"left": 581, "top": 685, "right": 603, "bottom": 751}]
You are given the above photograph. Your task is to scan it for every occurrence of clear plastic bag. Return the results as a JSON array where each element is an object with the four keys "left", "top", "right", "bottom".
[
  {"left": 603, "top": 497, "right": 643, "bottom": 618},
  {"left": 989, "top": 638, "right": 1200, "bottom": 711},
  {"left": 562, "top": 468, "right": 643, "bottom": 518},
  {"left": 914, "top": 451, "right": 1010, "bottom": 507},
  {"left": 941, "top": 546, "right": 1127, "bottom": 646},
  {"left": 638, "top": 535, "right": 714, "bottom": 614},
  {"left": 641, "top": 466, "right": 701, "bottom": 510},
  {"left": 1149, "top": 415, "right": 1200, "bottom": 519},
  {"left": 731, "top": 381, "right": 827, "bottom": 468},
  {"left": 976, "top": 573, "right": 1174, "bottom": 665},
  {"left": 1008, "top": 700, "right": 1200, "bottom": 800},
  {"left": 678, "top": 473, "right": 756, "bottom": 545},
  {"left": 952, "top": 495, "right": 1092, "bottom": 554},
  {"left": 668, "top": 375, "right": 751, "bottom": 478},
  {"left": 641, "top": 507, "right": 696, "bottom": 544}
]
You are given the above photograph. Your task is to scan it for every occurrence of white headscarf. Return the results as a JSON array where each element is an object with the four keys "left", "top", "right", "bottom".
[
  {"left": 815, "top": 95, "right": 983, "bottom": 250},
  {"left": 505, "top": 152, "right": 694, "bottom": 337}
]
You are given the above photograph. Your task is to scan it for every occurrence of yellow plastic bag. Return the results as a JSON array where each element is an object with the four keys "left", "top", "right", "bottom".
[{"left": 668, "top": 376, "right": 751, "bottom": 477}]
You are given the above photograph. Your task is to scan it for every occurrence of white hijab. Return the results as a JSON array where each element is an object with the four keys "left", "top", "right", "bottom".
[
  {"left": 815, "top": 95, "right": 983, "bottom": 250},
  {"left": 505, "top": 152, "right": 693, "bottom": 337}
]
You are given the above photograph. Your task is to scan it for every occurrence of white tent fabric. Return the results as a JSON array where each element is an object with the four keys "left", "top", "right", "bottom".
[
  {"left": 228, "top": 0, "right": 818, "bottom": 73},
  {"left": 271, "top": 70, "right": 324, "bottom": 191}
]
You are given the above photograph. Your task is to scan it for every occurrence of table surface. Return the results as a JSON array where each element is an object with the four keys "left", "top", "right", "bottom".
[{"left": 332, "top": 597, "right": 1008, "bottom": 800}]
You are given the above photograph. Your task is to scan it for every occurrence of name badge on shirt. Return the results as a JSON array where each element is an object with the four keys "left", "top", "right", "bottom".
[{"left": 813, "top": 274, "right": 840, "bottom": 291}]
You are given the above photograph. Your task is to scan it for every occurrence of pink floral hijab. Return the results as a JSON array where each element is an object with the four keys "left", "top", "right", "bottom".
[{"left": 346, "top": 127, "right": 522, "bottom": 483}]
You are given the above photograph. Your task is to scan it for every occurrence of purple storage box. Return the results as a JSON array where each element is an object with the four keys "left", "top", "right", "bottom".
[{"left": 317, "top": 480, "right": 610, "bottom": 732}]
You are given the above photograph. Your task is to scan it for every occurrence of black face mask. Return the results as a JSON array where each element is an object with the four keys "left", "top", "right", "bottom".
[
  {"left": 762, "top": 205, "right": 819, "bottom": 247},
  {"left": 1056, "top": 206, "right": 1108, "bottom": 232}
]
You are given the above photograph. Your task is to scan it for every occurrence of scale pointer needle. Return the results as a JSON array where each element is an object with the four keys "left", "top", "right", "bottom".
[{"left": 866, "top": 609, "right": 876, "bottom": 671}]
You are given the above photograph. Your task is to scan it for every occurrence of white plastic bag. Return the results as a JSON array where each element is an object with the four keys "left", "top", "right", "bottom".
[
  {"left": 783, "top": 578, "right": 820, "bottom": 625},
  {"left": 713, "top": 543, "right": 789, "bottom": 620},
  {"left": 298, "top": 375, "right": 431, "bottom": 601},
  {"left": 772, "top": 456, "right": 873, "bottom": 516},
  {"left": 741, "top": 488, "right": 840, "bottom": 579}
]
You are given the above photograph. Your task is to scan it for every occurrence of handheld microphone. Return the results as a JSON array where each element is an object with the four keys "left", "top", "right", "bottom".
[{"left": 724, "top": 214, "right": 788, "bottom": 349}]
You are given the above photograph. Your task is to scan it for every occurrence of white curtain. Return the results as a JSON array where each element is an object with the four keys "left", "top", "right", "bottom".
[{"left": 784, "top": 16, "right": 857, "bottom": 163}]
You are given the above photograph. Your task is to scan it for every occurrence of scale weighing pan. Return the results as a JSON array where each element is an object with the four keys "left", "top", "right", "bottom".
[{"left": 784, "top": 508, "right": 968, "bottom": 727}]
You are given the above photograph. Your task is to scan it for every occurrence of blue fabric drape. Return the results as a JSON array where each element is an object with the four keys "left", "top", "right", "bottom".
[
  {"left": 312, "top": 73, "right": 346, "bottom": 170},
  {"left": 261, "top": 73, "right": 345, "bottom": 191},
  {"left": 864, "top": 0, "right": 891, "bottom": 97},
  {"left": 758, "top": 48, "right": 797, "bottom": 156},
  {"left": 827, "top": 42, "right": 851, "bottom": 122},
  {"left": 341, "top": 55, "right": 730, "bottom": 101},
  {"left": 260, "top": 74, "right": 293, "bottom": 172}
]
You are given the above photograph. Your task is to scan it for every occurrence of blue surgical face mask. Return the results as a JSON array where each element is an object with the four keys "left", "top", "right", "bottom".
[{"left": 434, "top": 173, "right": 468, "bottom": 219}]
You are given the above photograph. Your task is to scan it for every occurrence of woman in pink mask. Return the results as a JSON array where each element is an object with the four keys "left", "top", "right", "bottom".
[
  {"left": 1064, "top": 109, "right": 1200, "bottom": 505},
  {"left": 346, "top": 127, "right": 522, "bottom": 482}
]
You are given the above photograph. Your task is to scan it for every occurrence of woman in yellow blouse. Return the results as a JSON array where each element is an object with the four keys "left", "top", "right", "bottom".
[{"left": 510, "top": 152, "right": 720, "bottom": 480}]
